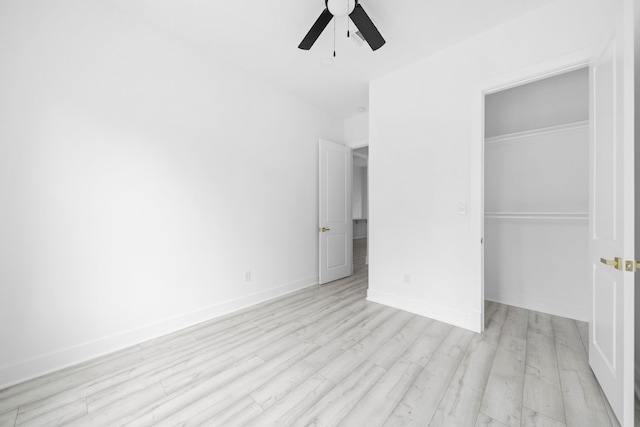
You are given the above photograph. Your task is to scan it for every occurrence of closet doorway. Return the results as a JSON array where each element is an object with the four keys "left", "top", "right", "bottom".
[{"left": 483, "top": 68, "right": 589, "bottom": 321}]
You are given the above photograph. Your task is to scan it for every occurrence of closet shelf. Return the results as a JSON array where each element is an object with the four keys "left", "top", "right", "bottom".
[
  {"left": 484, "top": 120, "right": 589, "bottom": 144},
  {"left": 485, "top": 211, "right": 588, "bottom": 221}
]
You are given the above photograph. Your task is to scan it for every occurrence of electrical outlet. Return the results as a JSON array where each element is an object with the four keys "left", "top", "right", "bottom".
[
  {"left": 403, "top": 273, "right": 411, "bottom": 285},
  {"left": 244, "top": 271, "right": 252, "bottom": 282}
]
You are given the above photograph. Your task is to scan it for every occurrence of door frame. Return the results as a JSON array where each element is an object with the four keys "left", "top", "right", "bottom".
[{"left": 471, "top": 49, "right": 593, "bottom": 334}]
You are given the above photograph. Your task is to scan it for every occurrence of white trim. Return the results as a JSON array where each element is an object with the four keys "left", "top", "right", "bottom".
[
  {"left": 0, "top": 276, "right": 318, "bottom": 389},
  {"left": 481, "top": 52, "right": 592, "bottom": 96},
  {"left": 485, "top": 212, "right": 589, "bottom": 222},
  {"left": 484, "top": 120, "right": 589, "bottom": 144},
  {"left": 348, "top": 139, "right": 368, "bottom": 149},
  {"left": 366, "top": 289, "right": 477, "bottom": 333},
  {"left": 485, "top": 291, "right": 589, "bottom": 322}
]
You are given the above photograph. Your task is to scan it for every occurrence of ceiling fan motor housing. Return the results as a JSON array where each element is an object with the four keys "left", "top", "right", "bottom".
[{"left": 326, "top": 0, "right": 357, "bottom": 17}]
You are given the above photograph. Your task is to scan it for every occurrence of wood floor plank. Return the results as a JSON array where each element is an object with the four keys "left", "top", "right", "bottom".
[
  {"left": 401, "top": 320, "right": 452, "bottom": 367},
  {"left": 308, "top": 303, "right": 386, "bottom": 347},
  {"left": 338, "top": 358, "right": 423, "bottom": 427},
  {"left": 429, "top": 335, "right": 498, "bottom": 427},
  {"left": 245, "top": 374, "right": 335, "bottom": 426},
  {"left": 522, "top": 331, "right": 565, "bottom": 424},
  {"left": 501, "top": 306, "right": 528, "bottom": 341},
  {"left": 249, "top": 323, "right": 370, "bottom": 410},
  {"left": 317, "top": 310, "right": 414, "bottom": 385},
  {"left": 599, "top": 388, "right": 621, "bottom": 427},
  {"left": 558, "top": 367, "right": 613, "bottom": 427},
  {"left": 528, "top": 311, "right": 554, "bottom": 337},
  {"left": 292, "top": 360, "right": 387, "bottom": 426},
  {"left": 64, "top": 384, "right": 166, "bottom": 427},
  {"left": 552, "top": 316, "right": 590, "bottom": 374},
  {"left": 479, "top": 324, "right": 526, "bottom": 427},
  {"left": 521, "top": 406, "right": 566, "bottom": 427},
  {"left": 574, "top": 320, "right": 589, "bottom": 356},
  {"left": 484, "top": 302, "right": 508, "bottom": 341},
  {"left": 367, "top": 315, "right": 432, "bottom": 369},
  {"left": 0, "top": 409, "right": 17, "bottom": 427},
  {"left": 475, "top": 413, "right": 508, "bottom": 426},
  {"left": 15, "top": 398, "right": 86, "bottom": 427},
  {"left": 382, "top": 351, "right": 465, "bottom": 426},
  {"left": 200, "top": 396, "right": 263, "bottom": 427}
]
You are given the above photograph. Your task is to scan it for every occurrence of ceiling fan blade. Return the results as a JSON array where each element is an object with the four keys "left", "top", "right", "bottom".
[
  {"left": 298, "top": 9, "right": 333, "bottom": 50},
  {"left": 349, "top": 4, "right": 385, "bottom": 51}
]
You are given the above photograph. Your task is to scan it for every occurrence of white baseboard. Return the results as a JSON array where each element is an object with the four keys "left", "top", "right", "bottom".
[
  {"left": 0, "top": 276, "right": 318, "bottom": 390},
  {"left": 366, "top": 289, "right": 477, "bottom": 332},
  {"left": 485, "top": 291, "right": 588, "bottom": 322}
]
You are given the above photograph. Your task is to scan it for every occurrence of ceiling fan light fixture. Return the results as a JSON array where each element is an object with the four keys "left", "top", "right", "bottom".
[{"left": 326, "top": 0, "right": 356, "bottom": 17}]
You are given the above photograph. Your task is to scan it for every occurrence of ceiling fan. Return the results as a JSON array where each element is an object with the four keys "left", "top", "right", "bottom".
[{"left": 298, "top": 0, "right": 385, "bottom": 52}]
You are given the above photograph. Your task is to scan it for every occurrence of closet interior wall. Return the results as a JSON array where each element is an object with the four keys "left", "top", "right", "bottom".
[{"left": 484, "top": 68, "right": 590, "bottom": 321}]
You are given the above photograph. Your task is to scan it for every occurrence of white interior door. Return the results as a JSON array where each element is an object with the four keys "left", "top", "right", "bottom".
[
  {"left": 588, "top": 2, "right": 635, "bottom": 424},
  {"left": 319, "top": 139, "right": 352, "bottom": 284}
]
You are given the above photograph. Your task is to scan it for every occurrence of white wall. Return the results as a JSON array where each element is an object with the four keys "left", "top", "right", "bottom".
[
  {"left": 368, "top": 0, "right": 612, "bottom": 331},
  {"left": 484, "top": 68, "right": 589, "bottom": 137},
  {"left": 0, "top": 0, "right": 342, "bottom": 388},
  {"left": 344, "top": 112, "right": 369, "bottom": 147}
]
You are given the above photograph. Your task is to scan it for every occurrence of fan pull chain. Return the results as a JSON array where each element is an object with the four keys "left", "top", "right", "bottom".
[
  {"left": 347, "top": 0, "right": 350, "bottom": 37},
  {"left": 333, "top": 17, "right": 336, "bottom": 57}
]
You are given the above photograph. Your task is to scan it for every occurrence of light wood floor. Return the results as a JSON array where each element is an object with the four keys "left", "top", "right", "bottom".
[{"left": 0, "top": 238, "right": 624, "bottom": 426}]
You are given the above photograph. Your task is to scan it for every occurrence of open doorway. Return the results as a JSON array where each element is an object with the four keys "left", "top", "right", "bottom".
[
  {"left": 483, "top": 67, "right": 589, "bottom": 321},
  {"left": 352, "top": 146, "right": 368, "bottom": 272}
]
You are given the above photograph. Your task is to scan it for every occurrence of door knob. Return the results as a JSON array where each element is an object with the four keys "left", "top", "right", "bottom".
[
  {"left": 320, "top": 227, "right": 331, "bottom": 232},
  {"left": 600, "top": 257, "right": 623, "bottom": 270}
]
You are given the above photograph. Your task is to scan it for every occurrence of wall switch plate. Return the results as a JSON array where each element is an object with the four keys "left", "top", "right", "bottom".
[
  {"left": 457, "top": 203, "right": 467, "bottom": 215},
  {"left": 403, "top": 273, "right": 411, "bottom": 284},
  {"left": 244, "top": 271, "right": 252, "bottom": 282}
]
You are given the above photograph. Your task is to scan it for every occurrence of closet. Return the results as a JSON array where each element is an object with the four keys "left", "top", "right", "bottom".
[{"left": 484, "top": 68, "right": 590, "bottom": 321}]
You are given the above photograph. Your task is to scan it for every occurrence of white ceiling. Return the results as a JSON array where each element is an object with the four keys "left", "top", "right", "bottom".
[{"left": 106, "top": 0, "right": 557, "bottom": 119}]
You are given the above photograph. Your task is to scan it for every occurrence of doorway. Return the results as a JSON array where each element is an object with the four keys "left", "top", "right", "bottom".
[
  {"left": 483, "top": 68, "right": 590, "bottom": 321},
  {"left": 352, "top": 146, "right": 368, "bottom": 269}
]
